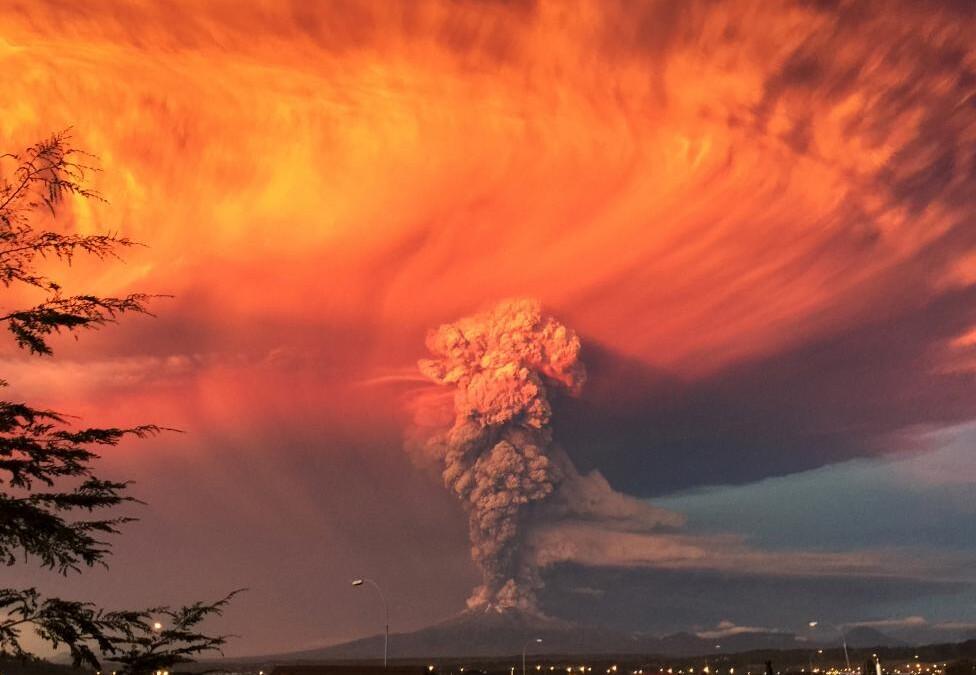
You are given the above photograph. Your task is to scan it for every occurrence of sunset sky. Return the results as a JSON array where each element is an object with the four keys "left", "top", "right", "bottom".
[{"left": 3, "top": 0, "right": 976, "bottom": 656}]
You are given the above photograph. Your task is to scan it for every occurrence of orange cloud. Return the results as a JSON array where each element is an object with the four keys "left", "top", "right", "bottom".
[
  {"left": 0, "top": 0, "right": 973, "bottom": 486},
  {"left": 2, "top": 1, "right": 975, "bottom": 649},
  {"left": 1, "top": 0, "right": 972, "bottom": 380}
]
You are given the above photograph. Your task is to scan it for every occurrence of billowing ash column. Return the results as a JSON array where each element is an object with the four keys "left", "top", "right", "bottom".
[{"left": 414, "top": 298, "right": 586, "bottom": 613}]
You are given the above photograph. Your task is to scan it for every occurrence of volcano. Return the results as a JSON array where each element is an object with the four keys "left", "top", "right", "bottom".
[{"left": 254, "top": 609, "right": 802, "bottom": 661}]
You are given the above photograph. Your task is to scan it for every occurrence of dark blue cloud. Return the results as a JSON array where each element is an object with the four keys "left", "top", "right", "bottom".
[
  {"left": 555, "top": 284, "right": 976, "bottom": 496},
  {"left": 540, "top": 565, "right": 970, "bottom": 635}
]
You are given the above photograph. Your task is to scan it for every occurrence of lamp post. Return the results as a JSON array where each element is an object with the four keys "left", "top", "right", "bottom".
[
  {"left": 808, "top": 621, "right": 850, "bottom": 672},
  {"left": 809, "top": 648, "right": 824, "bottom": 673},
  {"left": 353, "top": 578, "right": 388, "bottom": 668},
  {"left": 523, "top": 638, "right": 542, "bottom": 675}
]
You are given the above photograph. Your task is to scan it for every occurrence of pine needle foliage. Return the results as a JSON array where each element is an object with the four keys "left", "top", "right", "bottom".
[{"left": 0, "top": 131, "right": 239, "bottom": 674}]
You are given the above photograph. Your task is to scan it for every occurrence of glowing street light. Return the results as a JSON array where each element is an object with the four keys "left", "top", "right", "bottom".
[
  {"left": 352, "top": 578, "right": 388, "bottom": 668},
  {"left": 522, "top": 638, "right": 543, "bottom": 675},
  {"left": 808, "top": 621, "right": 850, "bottom": 672}
]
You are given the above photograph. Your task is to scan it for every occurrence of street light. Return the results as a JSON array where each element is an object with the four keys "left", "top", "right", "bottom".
[
  {"left": 810, "top": 648, "right": 825, "bottom": 671},
  {"left": 352, "top": 578, "right": 388, "bottom": 668},
  {"left": 523, "top": 638, "right": 543, "bottom": 675},
  {"left": 808, "top": 621, "right": 850, "bottom": 672}
]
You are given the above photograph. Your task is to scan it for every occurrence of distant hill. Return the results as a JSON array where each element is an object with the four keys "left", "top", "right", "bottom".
[
  {"left": 195, "top": 634, "right": 976, "bottom": 675},
  {"left": 238, "top": 609, "right": 804, "bottom": 661},
  {"left": 257, "top": 610, "right": 634, "bottom": 660},
  {"left": 843, "top": 627, "right": 909, "bottom": 648},
  {"left": 0, "top": 657, "right": 90, "bottom": 675}
]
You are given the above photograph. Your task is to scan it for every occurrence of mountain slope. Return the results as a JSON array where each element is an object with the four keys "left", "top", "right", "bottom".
[{"left": 253, "top": 610, "right": 804, "bottom": 661}]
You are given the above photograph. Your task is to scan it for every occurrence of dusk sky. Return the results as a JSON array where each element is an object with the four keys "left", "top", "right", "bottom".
[{"left": 3, "top": 0, "right": 976, "bottom": 657}]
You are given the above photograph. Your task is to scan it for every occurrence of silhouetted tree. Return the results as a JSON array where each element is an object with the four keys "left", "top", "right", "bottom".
[{"left": 0, "top": 131, "right": 239, "bottom": 673}]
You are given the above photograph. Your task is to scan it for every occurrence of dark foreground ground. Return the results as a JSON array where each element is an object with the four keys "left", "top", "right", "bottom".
[
  {"left": 233, "top": 641, "right": 976, "bottom": 675},
  {"left": 7, "top": 641, "right": 976, "bottom": 675},
  {"left": 264, "top": 647, "right": 976, "bottom": 675}
]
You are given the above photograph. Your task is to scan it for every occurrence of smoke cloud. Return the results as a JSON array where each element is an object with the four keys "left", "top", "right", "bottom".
[
  {"left": 411, "top": 298, "right": 586, "bottom": 612},
  {"left": 411, "top": 298, "right": 685, "bottom": 613}
]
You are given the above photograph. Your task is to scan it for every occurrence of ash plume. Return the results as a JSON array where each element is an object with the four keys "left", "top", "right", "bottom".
[{"left": 411, "top": 298, "right": 585, "bottom": 613}]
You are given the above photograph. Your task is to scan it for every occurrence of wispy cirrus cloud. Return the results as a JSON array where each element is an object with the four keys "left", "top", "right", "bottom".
[{"left": 1, "top": 0, "right": 974, "bottom": 654}]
